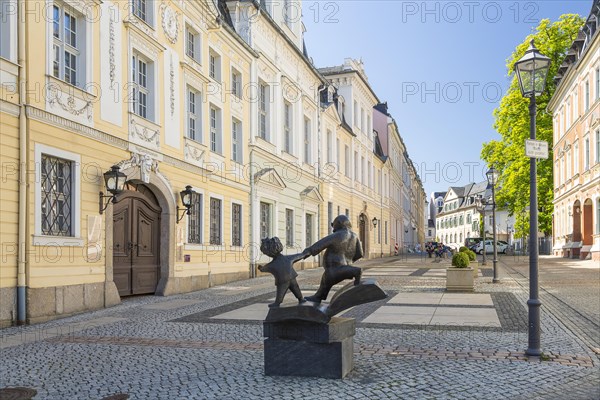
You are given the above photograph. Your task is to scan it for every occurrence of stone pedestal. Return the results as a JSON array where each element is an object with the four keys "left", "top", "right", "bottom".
[
  {"left": 446, "top": 267, "right": 474, "bottom": 292},
  {"left": 263, "top": 317, "right": 355, "bottom": 379}
]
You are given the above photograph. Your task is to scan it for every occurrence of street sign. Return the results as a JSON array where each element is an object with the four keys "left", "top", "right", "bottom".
[{"left": 525, "top": 139, "right": 548, "bottom": 159}]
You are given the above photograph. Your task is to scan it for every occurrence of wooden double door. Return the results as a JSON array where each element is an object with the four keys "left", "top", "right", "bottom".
[{"left": 113, "top": 184, "right": 161, "bottom": 296}]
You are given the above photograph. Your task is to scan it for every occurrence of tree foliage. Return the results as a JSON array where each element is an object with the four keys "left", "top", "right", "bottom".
[{"left": 481, "top": 15, "right": 585, "bottom": 238}]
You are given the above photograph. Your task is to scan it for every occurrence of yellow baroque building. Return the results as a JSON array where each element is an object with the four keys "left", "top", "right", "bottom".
[{"left": 0, "top": 0, "right": 426, "bottom": 326}]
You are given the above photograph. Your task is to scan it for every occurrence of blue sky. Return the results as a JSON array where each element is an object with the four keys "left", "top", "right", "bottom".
[{"left": 302, "top": 0, "right": 591, "bottom": 199}]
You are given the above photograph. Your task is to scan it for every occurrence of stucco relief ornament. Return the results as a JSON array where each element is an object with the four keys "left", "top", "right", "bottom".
[
  {"left": 161, "top": 4, "right": 179, "bottom": 44},
  {"left": 47, "top": 84, "right": 92, "bottom": 121},
  {"left": 120, "top": 153, "right": 160, "bottom": 183}
]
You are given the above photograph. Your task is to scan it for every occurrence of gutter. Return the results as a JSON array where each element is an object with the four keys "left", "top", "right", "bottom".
[{"left": 17, "top": 0, "right": 28, "bottom": 325}]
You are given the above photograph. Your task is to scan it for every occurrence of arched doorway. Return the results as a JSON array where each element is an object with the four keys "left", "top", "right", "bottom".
[
  {"left": 358, "top": 214, "right": 367, "bottom": 257},
  {"left": 581, "top": 198, "right": 593, "bottom": 259},
  {"left": 113, "top": 183, "right": 162, "bottom": 296}
]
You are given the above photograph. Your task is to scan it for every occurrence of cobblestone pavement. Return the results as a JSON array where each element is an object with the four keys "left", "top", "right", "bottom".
[{"left": 1, "top": 255, "right": 599, "bottom": 399}]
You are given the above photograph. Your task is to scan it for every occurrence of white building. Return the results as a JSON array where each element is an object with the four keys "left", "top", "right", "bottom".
[{"left": 435, "top": 182, "right": 515, "bottom": 250}]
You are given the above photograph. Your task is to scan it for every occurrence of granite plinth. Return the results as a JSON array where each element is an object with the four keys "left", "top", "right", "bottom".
[{"left": 263, "top": 317, "right": 355, "bottom": 379}]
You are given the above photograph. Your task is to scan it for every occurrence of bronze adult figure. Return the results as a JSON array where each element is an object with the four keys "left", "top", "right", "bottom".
[{"left": 304, "top": 215, "right": 363, "bottom": 303}]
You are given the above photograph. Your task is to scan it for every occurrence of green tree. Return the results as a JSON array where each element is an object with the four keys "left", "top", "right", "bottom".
[{"left": 481, "top": 15, "right": 585, "bottom": 239}]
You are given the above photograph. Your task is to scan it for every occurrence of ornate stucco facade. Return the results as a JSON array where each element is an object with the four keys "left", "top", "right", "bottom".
[{"left": 549, "top": 1, "right": 600, "bottom": 260}]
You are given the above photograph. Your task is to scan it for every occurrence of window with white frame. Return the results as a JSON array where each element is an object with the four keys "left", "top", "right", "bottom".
[
  {"left": 304, "top": 117, "right": 311, "bottom": 164},
  {"left": 209, "top": 49, "right": 221, "bottom": 81},
  {"left": 132, "top": 53, "right": 153, "bottom": 120},
  {"left": 41, "top": 154, "right": 74, "bottom": 236},
  {"left": 361, "top": 156, "right": 366, "bottom": 185},
  {"left": 367, "top": 161, "right": 372, "bottom": 188},
  {"left": 285, "top": 209, "right": 294, "bottom": 246},
  {"left": 52, "top": 3, "right": 85, "bottom": 86},
  {"left": 232, "top": 118, "right": 242, "bottom": 163},
  {"left": 584, "top": 136, "right": 590, "bottom": 171},
  {"left": 260, "top": 202, "right": 271, "bottom": 239},
  {"left": 354, "top": 151, "right": 358, "bottom": 181},
  {"left": 0, "top": 0, "right": 14, "bottom": 61},
  {"left": 231, "top": 68, "right": 242, "bottom": 99},
  {"left": 132, "top": 0, "right": 152, "bottom": 24},
  {"left": 596, "top": 67, "right": 600, "bottom": 101},
  {"left": 336, "top": 138, "right": 340, "bottom": 165},
  {"left": 186, "top": 86, "right": 201, "bottom": 142},
  {"left": 596, "top": 129, "right": 600, "bottom": 164},
  {"left": 585, "top": 81, "right": 590, "bottom": 112},
  {"left": 259, "top": 82, "right": 269, "bottom": 140},
  {"left": 187, "top": 192, "right": 203, "bottom": 244},
  {"left": 344, "top": 145, "right": 350, "bottom": 177},
  {"left": 209, "top": 104, "right": 222, "bottom": 154},
  {"left": 185, "top": 25, "right": 200, "bottom": 62},
  {"left": 232, "top": 203, "right": 242, "bottom": 246},
  {"left": 574, "top": 141, "right": 579, "bottom": 174},
  {"left": 361, "top": 108, "right": 365, "bottom": 133},
  {"left": 209, "top": 197, "right": 222, "bottom": 245},
  {"left": 283, "top": 0, "right": 292, "bottom": 28},
  {"left": 305, "top": 213, "right": 314, "bottom": 247},
  {"left": 326, "top": 130, "right": 332, "bottom": 163},
  {"left": 284, "top": 101, "right": 292, "bottom": 154},
  {"left": 566, "top": 100, "right": 571, "bottom": 128},
  {"left": 35, "top": 144, "right": 81, "bottom": 244},
  {"left": 327, "top": 202, "right": 333, "bottom": 234},
  {"left": 353, "top": 100, "right": 358, "bottom": 127}
]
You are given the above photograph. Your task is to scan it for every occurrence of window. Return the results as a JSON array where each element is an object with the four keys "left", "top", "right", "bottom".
[
  {"left": 305, "top": 213, "right": 314, "bottom": 247},
  {"left": 232, "top": 118, "right": 242, "bottom": 163},
  {"left": 336, "top": 138, "right": 340, "bottom": 166},
  {"left": 361, "top": 108, "right": 365, "bottom": 132},
  {"left": 596, "top": 130, "right": 600, "bottom": 164},
  {"left": 596, "top": 67, "right": 600, "bottom": 101},
  {"left": 344, "top": 145, "right": 350, "bottom": 177},
  {"left": 52, "top": 4, "right": 83, "bottom": 86},
  {"left": 284, "top": 101, "right": 292, "bottom": 153},
  {"left": 354, "top": 100, "right": 358, "bottom": 127},
  {"left": 188, "top": 192, "right": 203, "bottom": 244},
  {"left": 209, "top": 49, "right": 221, "bottom": 81},
  {"left": 354, "top": 151, "right": 358, "bottom": 180},
  {"left": 187, "top": 87, "right": 201, "bottom": 142},
  {"left": 41, "top": 154, "right": 73, "bottom": 236},
  {"left": 259, "top": 82, "right": 269, "bottom": 140},
  {"left": 231, "top": 68, "right": 242, "bottom": 99},
  {"left": 283, "top": 0, "right": 292, "bottom": 27},
  {"left": 304, "top": 117, "right": 311, "bottom": 164},
  {"left": 210, "top": 105, "right": 222, "bottom": 153},
  {"left": 361, "top": 156, "right": 365, "bottom": 184},
  {"left": 185, "top": 25, "right": 200, "bottom": 62},
  {"left": 345, "top": 208, "right": 349, "bottom": 217},
  {"left": 326, "top": 130, "right": 332, "bottom": 163},
  {"left": 327, "top": 202, "right": 333, "bottom": 234},
  {"left": 132, "top": 53, "right": 152, "bottom": 120},
  {"left": 574, "top": 141, "right": 579, "bottom": 174},
  {"left": 209, "top": 198, "right": 222, "bottom": 245},
  {"left": 584, "top": 136, "right": 590, "bottom": 171},
  {"left": 260, "top": 202, "right": 271, "bottom": 238},
  {"left": 0, "top": 0, "right": 15, "bottom": 60},
  {"left": 459, "top": 215, "right": 463, "bottom": 225},
  {"left": 585, "top": 81, "right": 590, "bottom": 112},
  {"left": 285, "top": 209, "right": 294, "bottom": 246},
  {"left": 232, "top": 203, "right": 242, "bottom": 246},
  {"left": 385, "top": 221, "right": 388, "bottom": 244},
  {"left": 133, "top": 0, "right": 149, "bottom": 23},
  {"left": 467, "top": 214, "right": 472, "bottom": 224}
]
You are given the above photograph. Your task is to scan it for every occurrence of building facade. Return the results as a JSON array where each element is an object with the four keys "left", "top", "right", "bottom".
[
  {"left": 435, "top": 182, "right": 514, "bottom": 250},
  {"left": 0, "top": 0, "right": 427, "bottom": 326},
  {"left": 549, "top": 0, "right": 600, "bottom": 260}
]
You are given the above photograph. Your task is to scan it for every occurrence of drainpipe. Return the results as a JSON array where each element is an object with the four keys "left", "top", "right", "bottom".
[{"left": 17, "top": 0, "right": 28, "bottom": 325}]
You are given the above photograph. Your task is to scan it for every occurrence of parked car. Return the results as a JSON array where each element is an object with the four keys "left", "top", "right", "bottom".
[{"left": 474, "top": 240, "right": 508, "bottom": 254}]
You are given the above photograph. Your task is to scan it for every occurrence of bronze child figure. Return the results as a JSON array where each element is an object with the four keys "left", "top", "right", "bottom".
[{"left": 258, "top": 237, "right": 310, "bottom": 308}]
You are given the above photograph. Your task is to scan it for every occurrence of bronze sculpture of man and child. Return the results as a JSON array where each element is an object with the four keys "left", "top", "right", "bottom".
[{"left": 258, "top": 215, "right": 363, "bottom": 308}]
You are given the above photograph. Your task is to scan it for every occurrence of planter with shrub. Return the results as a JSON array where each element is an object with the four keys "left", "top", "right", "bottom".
[{"left": 446, "top": 252, "right": 474, "bottom": 292}]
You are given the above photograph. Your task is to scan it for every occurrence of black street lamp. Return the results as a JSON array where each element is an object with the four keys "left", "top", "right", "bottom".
[
  {"left": 475, "top": 195, "right": 487, "bottom": 266},
  {"left": 99, "top": 165, "right": 127, "bottom": 214},
  {"left": 486, "top": 166, "right": 500, "bottom": 283},
  {"left": 514, "top": 39, "right": 550, "bottom": 357}
]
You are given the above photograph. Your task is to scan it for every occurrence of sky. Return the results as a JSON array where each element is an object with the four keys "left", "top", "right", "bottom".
[{"left": 301, "top": 0, "right": 592, "bottom": 201}]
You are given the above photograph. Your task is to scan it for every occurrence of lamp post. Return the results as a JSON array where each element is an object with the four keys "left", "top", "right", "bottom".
[
  {"left": 475, "top": 195, "right": 487, "bottom": 266},
  {"left": 514, "top": 39, "right": 551, "bottom": 357},
  {"left": 487, "top": 167, "right": 500, "bottom": 283}
]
